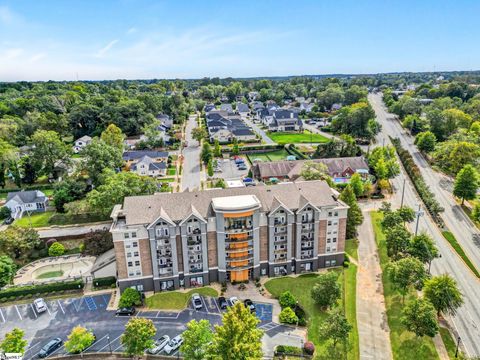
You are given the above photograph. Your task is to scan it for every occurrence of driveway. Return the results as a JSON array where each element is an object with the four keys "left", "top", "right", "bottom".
[
  {"left": 37, "top": 223, "right": 111, "bottom": 239},
  {"left": 213, "top": 158, "right": 249, "bottom": 181},
  {"left": 181, "top": 114, "right": 203, "bottom": 191},
  {"left": 242, "top": 116, "right": 275, "bottom": 144}
]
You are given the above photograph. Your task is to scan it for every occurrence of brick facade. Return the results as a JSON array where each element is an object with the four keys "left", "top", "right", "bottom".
[
  {"left": 139, "top": 238, "right": 153, "bottom": 276},
  {"left": 207, "top": 231, "right": 218, "bottom": 267}
]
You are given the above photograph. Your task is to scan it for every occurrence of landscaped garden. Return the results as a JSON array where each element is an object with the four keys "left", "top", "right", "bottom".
[
  {"left": 267, "top": 131, "right": 329, "bottom": 145},
  {"left": 35, "top": 270, "right": 64, "bottom": 279},
  {"left": 145, "top": 286, "right": 218, "bottom": 310}
]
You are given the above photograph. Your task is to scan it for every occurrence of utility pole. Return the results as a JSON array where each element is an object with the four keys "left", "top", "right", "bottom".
[
  {"left": 400, "top": 178, "right": 406, "bottom": 208},
  {"left": 414, "top": 204, "right": 424, "bottom": 236},
  {"left": 455, "top": 336, "right": 461, "bottom": 358}
]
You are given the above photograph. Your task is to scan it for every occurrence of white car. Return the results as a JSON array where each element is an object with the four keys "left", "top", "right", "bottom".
[
  {"left": 146, "top": 335, "right": 170, "bottom": 354},
  {"left": 191, "top": 293, "right": 203, "bottom": 310},
  {"left": 229, "top": 296, "right": 239, "bottom": 306},
  {"left": 164, "top": 335, "right": 183, "bottom": 355},
  {"left": 34, "top": 298, "right": 47, "bottom": 313}
]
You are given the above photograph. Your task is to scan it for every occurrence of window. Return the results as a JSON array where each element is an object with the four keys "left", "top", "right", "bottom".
[
  {"left": 128, "top": 271, "right": 135, "bottom": 277},
  {"left": 327, "top": 221, "right": 332, "bottom": 226},
  {"left": 135, "top": 260, "right": 140, "bottom": 266},
  {"left": 325, "top": 260, "right": 331, "bottom": 267},
  {"left": 132, "top": 241, "right": 138, "bottom": 248},
  {"left": 334, "top": 211, "right": 338, "bottom": 217},
  {"left": 327, "top": 238, "right": 331, "bottom": 243},
  {"left": 134, "top": 251, "right": 139, "bottom": 256},
  {"left": 125, "top": 244, "right": 131, "bottom": 249},
  {"left": 261, "top": 268, "right": 267, "bottom": 275},
  {"left": 332, "top": 238, "right": 337, "bottom": 243},
  {"left": 331, "top": 260, "right": 337, "bottom": 266},
  {"left": 326, "top": 247, "right": 331, "bottom": 252},
  {"left": 127, "top": 252, "right": 132, "bottom": 258},
  {"left": 328, "top": 211, "right": 332, "bottom": 217},
  {"left": 127, "top": 261, "right": 133, "bottom": 267},
  {"left": 124, "top": 233, "right": 130, "bottom": 239},
  {"left": 136, "top": 270, "right": 141, "bottom": 276},
  {"left": 132, "top": 232, "right": 137, "bottom": 238}
]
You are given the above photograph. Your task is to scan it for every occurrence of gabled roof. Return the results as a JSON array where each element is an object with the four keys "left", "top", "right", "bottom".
[
  {"left": 76, "top": 135, "right": 92, "bottom": 143},
  {"left": 232, "top": 128, "right": 255, "bottom": 136},
  {"left": 123, "top": 150, "right": 169, "bottom": 161},
  {"left": 6, "top": 190, "right": 47, "bottom": 204},
  {"left": 236, "top": 102, "right": 250, "bottom": 113},
  {"left": 130, "top": 155, "right": 167, "bottom": 171},
  {"left": 220, "top": 103, "right": 233, "bottom": 112}
]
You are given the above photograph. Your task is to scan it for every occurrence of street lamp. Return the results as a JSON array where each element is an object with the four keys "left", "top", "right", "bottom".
[
  {"left": 414, "top": 204, "right": 424, "bottom": 236},
  {"left": 107, "top": 334, "right": 112, "bottom": 354},
  {"left": 455, "top": 336, "right": 461, "bottom": 358}
]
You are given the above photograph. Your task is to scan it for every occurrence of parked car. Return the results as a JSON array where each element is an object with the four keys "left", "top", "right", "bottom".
[
  {"left": 38, "top": 338, "right": 63, "bottom": 358},
  {"left": 214, "top": 167, "right": 222, "bottom": 173},
  {"left": 146, "top": 335, "right": 170, "bottom": 354},
  {"left": 218, "top": 296, "right": 228, "bottom": 310},
  {"left": 238, "top": 165, "right": 247, "bottom": 170},
  {"left": 244, "top": 299, "right": 256, "bottom": 313},
  {"left": 229, "top": 296, "right": 239, "bottom": 306},
  {"left": 34, "top": 298, "right": 47, "bottom": 313},
  {"left": 191, "top": 293, "right": 203, "bottom": 310},
  {"left": 3, "top": 217, "right": 13, "bottom": 225},
  {"left": 234, "top": 158, "right": 244, "bottom": 164},
  {"left": 164, "top": 335, "right": 183, "bottom": 355},
  {"left": 116, "top": 307, "right": 135, "bottom": 316},
  {"left": 243, "top": 178, "right": 255, "bottom": 186}
]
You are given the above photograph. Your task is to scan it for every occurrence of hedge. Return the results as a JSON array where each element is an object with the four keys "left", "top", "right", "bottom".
[
  {"left": 93, "top": 276, "right": 117, "bottom": 288},
  {"left": 0, "top": 280, "right": 84, "bottom": 300},
  {"left": 287, "top": 144, "right": 309, "bottom": 160},
  {"left": 221, "top": 144, "right": 284, "bottom": 153},
  {"left": 0, "top": 184, "right": 54, "bottom": 194},
  {"left": 275, "top": 345, "right": 303, "bottom": 356}
]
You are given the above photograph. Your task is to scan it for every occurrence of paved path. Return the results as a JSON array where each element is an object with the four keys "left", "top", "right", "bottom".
[
  {"left": 356, "top": 207, "right": 393, "bottom": 360},
  {"left": 302, "top": 121, "right": 338, "bottom": 140},
  {"left": 37, "top": 223, "right": 110, "bottom": 238},
  {"left": 242, "top": 116, "right": 275, "bottom": 144},
  {"left": 181, "top": 114, "right": 203, "bottom": 191}
]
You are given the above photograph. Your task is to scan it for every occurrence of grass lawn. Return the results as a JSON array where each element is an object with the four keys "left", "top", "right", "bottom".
[
  {"left": 145, "top": 287, "right": 218, "bottom": 310},
  {"left": 167, "top": 167, "right": 177, "bottom": 176},
  {"left": 345, "top": 239, "right": 359, "bottom": 261},
  {"left": 247, "top": 149, "right": 292, "bottom": 163},
  {"left": 15, "top": 211, "right": 54, "bottom": 227},
  {"left": 441, "top": 231, "right": 480, "bottom": 278},
  {"left": 264, "top": 255, "right": 359, "bottom": 360},
  {"left": 371, "top": 211, "right": 439, "bottom": 360},
  {"left": 36, "top": 270, "right": 64, "bottom": 279},
  {"left": 267, "top": 131, "right": 329, "bottom": 145},
  {"left": 15, "top": 211, "right": 108, "bottom": 228},
  {"left": 439, "top": 327, "right": 464, "bottom": 359}
]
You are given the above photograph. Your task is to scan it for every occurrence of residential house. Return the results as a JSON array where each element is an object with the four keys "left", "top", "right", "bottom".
[
  {"left": 204, "top": 104, "right": 216, "bottom": 113},
  {"left": 220, "top": 103, "right": 233, "bottom": 112},
  {"left": 205, "top": 111, "right": 256, "bottom": 143},
  {"left": 129, "top": 155, "right": 167, "bottom": 177},
  {"left": 236, "top": 102, "right": 250, "bottom": 118},
  {"left": 264, "top": 109, "right": 303, "bottom": 132},
  {"left": 73, "top": 135, "right": 92, "bottom": 153},
  {"left": 248, "top": 91, "right": 259, "bottom": 101},
  {"left": 300, "top": 102, "right": 315, "bottom": 113},
  {"left": 123, "top": 150, "right": 169, "bottom": 165},
  {"left": 156, "top": 114, "right": 173, "bottom": 129},
  {"left": 5, "top": 190, "right": 49, "bottom": 219},
  {"left": 110, "top": 180, "right": 348, "bottom": 292}
]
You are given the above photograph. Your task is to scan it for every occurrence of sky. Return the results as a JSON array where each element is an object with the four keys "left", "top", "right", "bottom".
[{"left": 0, "top": 0, "right": 479, "bottom": 81}]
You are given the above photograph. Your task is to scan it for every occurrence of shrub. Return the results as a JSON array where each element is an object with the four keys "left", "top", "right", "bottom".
[
  {"left": 82, "top": 230, "right": 113, "bottom": 256},
  {"left": 303, "top": 341, "right": 315, "bottom": 355},
  {"left": 48, "top": 242, "right": 65, "bottom": 257},
  {"left": 119, "top": 288, "right": 142, "bottom": 307},
  {"left": 279, "top": 307, "right": 299, "bottom": 324},
  {"left": 275, "top": 345, "right": 303, "bottom": 356},
  {"left": 279, "top": 291, "right": 296, "bottom": 309},
  {"left": 93, "top": 276, "right": 116, "bottom": 288},
  {"left": 295, "top": 304, "right": 307, "bottom": 326},
  {"left": 0, "top": 280, "right": 84, "bottom": 300},
  {"left": 46, "top": 238, "right": 57, "bottom": 247}
]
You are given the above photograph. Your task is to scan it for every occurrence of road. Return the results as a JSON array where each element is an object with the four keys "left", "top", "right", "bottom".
[
  {"left": 302, "top": 121, "right": 337, "bottom": 140},
  {"left": 181, "top": 114, "right": 203, "bottom": 191},
  {"left": 242, "top": 116, "right": 275, "bottom": 144},
  {"left": 369, "top": 93, "right": 480, "bottom": 357},
  {"left": 37, "top": 223, "right": 111, "bottom": 239}
]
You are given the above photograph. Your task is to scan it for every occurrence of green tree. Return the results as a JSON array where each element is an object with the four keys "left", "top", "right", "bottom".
[
  {"left": 300, "top": 161, "right": 329, "bottom": 181},
  {"left": 415, "top": 131, "right": 437, "bottom": 153},
  {"left": 82, "top": 138, "right": 123, "bottom": 186},
  {"left": 208, "top": 302, "right": 263, "bottom": 360},
  {"left": 87, "top": 170, "right": 157, "bottom": 216},
  {"left": 401, "top": 298, "right": 439, "bottom": 338},
  {"left": 180, "top": 319, "right": 213, "bottom": 360},
  {"left": 119, "top": 288, "right": 142, "bottom": 308},
  {"left": 385, "top": 225, "right": 411, "bottom": 258},
  {"left": 0, "top": 206, "right": 11, "bottom": 220},
  {"left": 100, "top": 123, "right": 125, "bottom": 150},
  {"left": 214, "top": 139, "right": 222, "bottom": 157},
  {"left": 424, "top": 275, "right": 464, "bottom": 316},
  {"left": 31, "top": 130, "right": 70, "bottom": 177},
  {"left": 48, "top": 242, "right": 65, "bottom": 257},
  {"left": 344, "top": 85, "right": 367, "bottom": 105},
  {"left": 279, "top": 291, "right": 297, "bottom": 309},
  {"left": 408, "top": 233, "right": 439, "bottom": 267},
  {"left": 381, "top": 211, "right": 403, "bottom": 229},
  {"left": 349, "top": 173, "right": 364, "bottom": 197},
  {"left": 319, "top": 309, "right": 352, "bottom": 347},
  {"left": 53, "top": 178, "right": 87, "bottom": 213},
  {"left": 0, "top": 327, "right": 28, "bottom": 354},
  {"left": 472, "top": 203, "right": 480, "bottom": 223},
  {"left": 0, "top": 255, "right": 16, "bottom": 287},
  {"left": 0, "top": 226, "right": 40, "bottom": 259},
  {"left": 231, "top": 138, "right": 240, "bottom": 156},
  {"left": 311, "top": 272, "right": 340, "bottom": 309},
  {"left": 397, "top": 206, "right": 416, "bottom": 223},
  {"left": 388, "top": 257, "right": 426, "bottom": 303},
  {"left": 121, "top": 318, "right": 156, "bottom": 359},
  {"left": 207, "top": 159, "right": 214, "bottom": 177},
  {"left": 65, "top": 326, "right": 96, "bottom": 354},
  {"left": 453, "top": 164, "right": 479, "bottom": 204},
  {"left": 339, "top": 185, "right": 364, "bottom": 238},
  {"left": 331, "top": 102, "right": 378, "bottom": 139},
  {"left": 279, "top": 307, "right": 298, "bottom": 324},
  {"left": 201, "top": 142, "right": 212, "bottom": 164},
  {"left": 191, "top": 127, "right": 208, "bottom": 143}
]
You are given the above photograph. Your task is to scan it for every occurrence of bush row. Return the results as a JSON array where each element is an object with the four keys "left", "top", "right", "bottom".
[
  {"left": 221, "top": 144, "right": 284, "bottom": 153},
  {"left": 0, "top": 280, "right": 84, "bottom": 300},
  {"left": 287, "top": 144, "right": 309, "bottom": 160},
  {"left": 0, "top": 183, "right": 54, "bottom": 194},
  {"left": 390, "top": 137, "right": 444, "bottom": 222},
  {"left": 93, "top": 276, "right": 117, "bottom": 288},
  {"left": 275, "top": 345, "right": 303, "bottom": 356}
]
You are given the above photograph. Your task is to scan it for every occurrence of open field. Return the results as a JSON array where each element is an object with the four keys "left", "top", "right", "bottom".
[{"left": 267, "top": 131, "right": 329, "bottom": 145}]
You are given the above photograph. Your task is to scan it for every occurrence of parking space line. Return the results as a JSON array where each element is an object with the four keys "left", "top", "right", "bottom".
[
  {"left": 24, "top": 341, "right": 42, "bottom": 356},
  {"left": 200, "top": 296, "right": 209, "bottom": 313},
  {"left": 57, "top": 300, "right": 65, "bottom": 315},
  {"left": 212, "top": 298, "right": 221, "bottom": 313},
  {"left": 0, "top": 308, "right": 5, "bottom": 322},
  {"left": 74, "top": 297, "right": 83, "bottom": 312},
  {"left": 97, "top": 334, "right": 121, "bottom": 352},
  {"left": 30, "top": 304, "right": 38, "bottom": 319},
  {"left": 45, "top": 302, "right": 52, "bottom": 315},
  {"left": 102, "top": 295, "right": 109, "bottom": 306},
  {"left": 14, "top": 305, "right": 22, "bottom": 320},
  {"left": 47, "top": 343, "right": 65, "bottom": 358}
]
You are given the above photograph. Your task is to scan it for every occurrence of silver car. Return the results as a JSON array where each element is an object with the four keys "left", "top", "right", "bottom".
[
  {"left": 191, "top": 293, "right": 203, "bottom": 310},
  {"left": 147, "top": 335, "right": 170, "bottom": 354},
  {"left": 164, "top": 335, "right": 183, "bottom": 355},
  {"left": 34, "top": 298, "right": 47, "bottom": 313}
]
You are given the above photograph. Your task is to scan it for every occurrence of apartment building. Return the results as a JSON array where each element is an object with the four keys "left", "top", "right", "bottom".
[{"left": 110, "top": 181, "right": 348, "bottom": 292}]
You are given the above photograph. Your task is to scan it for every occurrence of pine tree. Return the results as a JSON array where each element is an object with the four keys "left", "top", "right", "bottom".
[{"left": 339, "top": 185, "right": 364, "bottom": 238}]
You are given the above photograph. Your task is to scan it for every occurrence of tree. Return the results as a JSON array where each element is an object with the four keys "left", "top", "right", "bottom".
[
  {"left": 453, "top": 164, "right": 479, "bottom": 204},
  {"left": 408, "top": 233, "right": 439, "bottom": 266},
  {"left": 368, "top": 146, "right": 399, "bottom": 179},
  {"left": 207, "top": 159, "right": 214, "bottom": 177},
  {"left": 0, "top": 226, "right": 40, "bottom": 259},
  {"left": 53, "top": 178, "right": 87, "bottom": 213},
  {"left": 279, "top": 291, "right": 297, "bottom": 309},
  {"left": 397, "top": 206, "right": 416, "bottom": 223},
  {"left": 349, "top": 173, "right": 364, "bottom": 197},
  {"left": 300, "top": 161, "right": 329, "bottom": 181},
  {"left": 279, "top": 307, "right": 298, "bottom": 324},
  {"left": 339, "top": 185, "right": 364, "bottom": 238},
  {"left": 191, "top": 127, "right": 208, "bottom": 143},
  {"left": 87, "top": 170, "right": 158, "bottom": 216},
  {"left": 344, "top": 85, "right": 367, "bottom": 105},
  {"left": 0, "top": 206, "right": 11, "bottom": 220},
  {"left": 121, "top": 318, "right": 156, "bottom": 359},
  {"left": 0, "top": 255, "right": 15, "bottom": 287},
  {"left": 119, "top": 288, "right": 142, "bottom": 308},
  {"left": 319, "top": 309, "right": 352, "bottom": 347},
  {"left": 388, "top": 257, "right": 426, "bottom": 303},
  {"left": 415, "top": 131, "right": 437, "bottom": 153},
  {"left": 385, "top": 225, "right": 411, "bottom": 258},
  {"left": 208, "top": 302, "right": 263, "bottom": 360},
  {"left": 48, "top": 242, "right": 65, "bottom": 257},
  {"left": 424, "top": 275, "right": 464, "bottom": 316},
  {"left": 232, "top": 138, "right": 240, "bottom": 156},
  {"left": 472, "top": 202, "right": 480, "bottom": 223},
  {"left": 381, "top": 211, "right": 403, "bottom": 229},
  {"left": 100, "top": 123, "right": 125, "bottom": 150},
  {"left": 180, "top": 319, "right": 213, "bottom": 360},
  {"left": 64, "top": 326, "right": 96, "bottom": 354},
  {"left": 201, "top": 142, "right": 212, "bottom": 164},
  {"left": 82, "top": 230, "right": 113, "bottom": 256},
  {"left": 331, "top": 102, "right": 378, "bottom": 139},
  {"left": 30, "top": 130, "right": 70, "bottom": 177},
  {"left": 311, "top": 272, "right": 340, "bottom": 309},
  {"left": 82, "top": 138, "right": 123, "bottom": 186},
  {"left": 0, "top": 327, "right": 28, "bottom": 354},
  {"left": 401, "top": 298, "right": 439, "bottom": 338},
  {"left": 214, "top": 139, "right": 222, "bottom": 157}
]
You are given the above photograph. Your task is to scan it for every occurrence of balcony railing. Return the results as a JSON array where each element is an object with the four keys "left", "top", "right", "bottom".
[
  {"left": 225, "top": 226, "right": 253, "bottom": 234},
  {"left": 301, "top": 217, "right": 314, "bottom": 224},
  {"left": 156, "top": 240, "right": 170, "bottom": 248},
  {"left": 158, "top": 262, "right": 173, "bottom": 269},
  {"left": 187, "top": 228, "right": 201, "bottom": 235},
  {"left": 158, "top": 269, "right": 173, "bottom": 276},
  {"left": 301, "top": 254, "right": 314, "bottom": 260},
  {"left": 226, "top": 261, "right": 253, "bottom": 270},
  {"left": 189, "top": 267, "right": 203, "bottom": 273},
  {"left": 225, "top": 244, "right": 254, "bottom": 253},
  {"left": 156, "top": 232, "right": 170, "bottom": 239},
  {"left": 157, "top": 251, "right": 172, "bottom": 257},
  {"left": 226, "top": 254, "right": 252, "bottom": 261},
  {"left": 274, "top": 249, "right": 287, "bottom": 254},
  {"left": 274, "top": 258, "right": 288, "bottom": 263},
  {"left": 301, "top": 225, "right": 314, "bottom": 233},
  {"left": 188, "top": 257, "right": 203, "bottom": 264},
  {"left": 301, "top": 245, "right": 314, "bottom": 251},
  {"left": 273, "top": 219, "right": 286, "bottom": 226},
  {"left": 225, "top": 233, "right": 253, "bottom": 243},
  {"left": 274, "top": 226, "right": 287, "bottom": 234}
]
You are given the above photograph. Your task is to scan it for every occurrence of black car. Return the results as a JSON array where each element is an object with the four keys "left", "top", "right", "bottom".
[
  {"left": 38, "top": 338, "right": 63, "bottom": 358},
  {"left": 218, "top": 296, "right": 228, "bottom": 310},
  {"left": 116, "top": 307, "right": 135, "bottom": 316},
  {"left": 244, "top": 299, "right": 256, "bottom": 313},
  {"left": 3, "top": 217, "right": 13, "bottom": 225}
]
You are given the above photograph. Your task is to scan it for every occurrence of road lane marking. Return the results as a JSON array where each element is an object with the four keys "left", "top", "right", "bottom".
[
  {"left": 15, "top": 305, "right": 22, "bottom": 320},
  {"left": 57, "top": 300, "right": 65, "bottom": 315},
  {"left": 30, "top": 304, "right": 38, "bottom": 319},
  {"left": 0, "top": 308, "right": 5, "bottom": 322},
  {"left": 212, "top": 298, "right": 221, "bottom": 313},
  {"left": 47, "top": 343, "right": 65, "bottom": 358},
  {"left": 200, "top": 296, "right": 209, "bottom": 313}
]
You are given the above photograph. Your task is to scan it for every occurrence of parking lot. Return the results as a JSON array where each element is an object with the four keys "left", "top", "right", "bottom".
[
  {"left": 0, "top": 294, "right": 278, "bottom": 359},
  {"left": 214, "top": 157, "right": 249, "bottom": 180}
]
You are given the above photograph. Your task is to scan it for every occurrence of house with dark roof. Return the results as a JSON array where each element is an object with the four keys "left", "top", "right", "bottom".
[
  {"left": 220, "top": 103, "right": 233, "bottom": 112},
  {"left": 5, "top": 190, "right": 48, "bottom": 219},
  {"left": 205, "top": 111, "right": 256, "bottom": 143},
  {"left": 262, "top": 109, "right": 303, "bottom": 132},
  {"left": 129, "top": 155, "right": 168, "bottom": 177},
  {"left": 204, "top": 104, "right": 216, "bottom": 113},
  {"left": 236, "top": 102, "right": 250, "bottom": 118},
  {"left": 123, "top": 150, "right": 169, "bottom": 164}
]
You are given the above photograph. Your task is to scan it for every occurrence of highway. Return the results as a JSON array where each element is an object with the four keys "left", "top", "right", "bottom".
[{"left": 369, "top": 93, "right": 480, "bottom": 357}]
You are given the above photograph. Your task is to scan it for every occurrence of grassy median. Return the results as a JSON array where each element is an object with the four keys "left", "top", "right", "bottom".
[
  {"left": 145, "top": 286, "right": 218, "bottom": 310},
  {"left": 441, "top": 231, "right": 480, "bottom": 278}
]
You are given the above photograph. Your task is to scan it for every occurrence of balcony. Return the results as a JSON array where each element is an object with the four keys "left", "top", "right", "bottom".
[
  {"left": 188, "top": 246, "right": 202, "bottom": 253},
  {"left": 274, "top": 226, "right": 287, "bottom": 235},
  {"left": 188, "top": 257, "right": 203, "bottom": 264},
  {"left": 301, "top": 245, "right": 314, "bottom": 251},
  {"left": 301, "top": 217, "right": 314, "bottom": 224},
  {"left": 158, "top": 262, "right": 173, "bottom": 269},
  {"left": 274, "top": 249, "right": 287, "bottom": 254},
  {"left": 155, "top": 230, "right": 170, "bottom": 239},
  {"left": 187, "top": 236, "right": 202, "bottom": 246},
  {"left": 225, "top": 226, "right": 253, "bottom": 234},
  {"left": 301, "top": 225, "right": 314, "bottom": 233},
  {"left": 225, "top": 244, "right": 253, "bottom": 253},
  {"left": 225, "top": 232, "right": 253, "bottom": 243},
  {"left": 226, "top": 261, "right": 253, "bottom": 270},
  {"left": 189, "top": 267, "right": 203, "bottom": 273},
  {"left": 226, "top": 254, "right": 252, "bottom": 261},
  {"left": 158, "top": 269, "right": 173, "bottom": 276},
  {"left": 157, "top": 251, "right": 172, "bottom": 257},
  {"left": 274, "top": 257, "right": 288, "bottom": 263},
  {"left": 187, "top": 228, "right": 201, "bottom": 235},
  {"left": 156, "top": 240, "right": 170, "bottom": 249},
  {"left": 273, "top": 219, "right": 286, "bottom": 226}
]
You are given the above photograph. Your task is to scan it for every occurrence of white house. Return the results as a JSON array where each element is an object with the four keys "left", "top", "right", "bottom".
[
  {"left": 129, "top": 155, "right": 167, "bottom": 177},
  {"left": 5, "top": 190, "right": 49, "bottom": 219},
  {"left": 73, "top": 135, "right": 92, "bottom": 153}
]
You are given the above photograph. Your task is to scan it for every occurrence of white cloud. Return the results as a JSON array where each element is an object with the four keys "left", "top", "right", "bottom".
[
  {"left": 94, "top": 39, "right": 119, "bottom": 58},
  {"left": 126, "top": 27, "right": 137, "bottom": 34},
  {"left": 0, "top": 6, "right": 15, "bottom": 25},
  {"left": 3, "top": 48, "right": 24, "bottom": 59},
  {"left": 29, "top": 53, "right": 47, "bottom": 62}
]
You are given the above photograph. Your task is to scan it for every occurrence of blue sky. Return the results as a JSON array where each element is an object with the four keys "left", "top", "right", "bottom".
[{"left": 0, "top": 0, "right": 478, "bottom": 81}]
